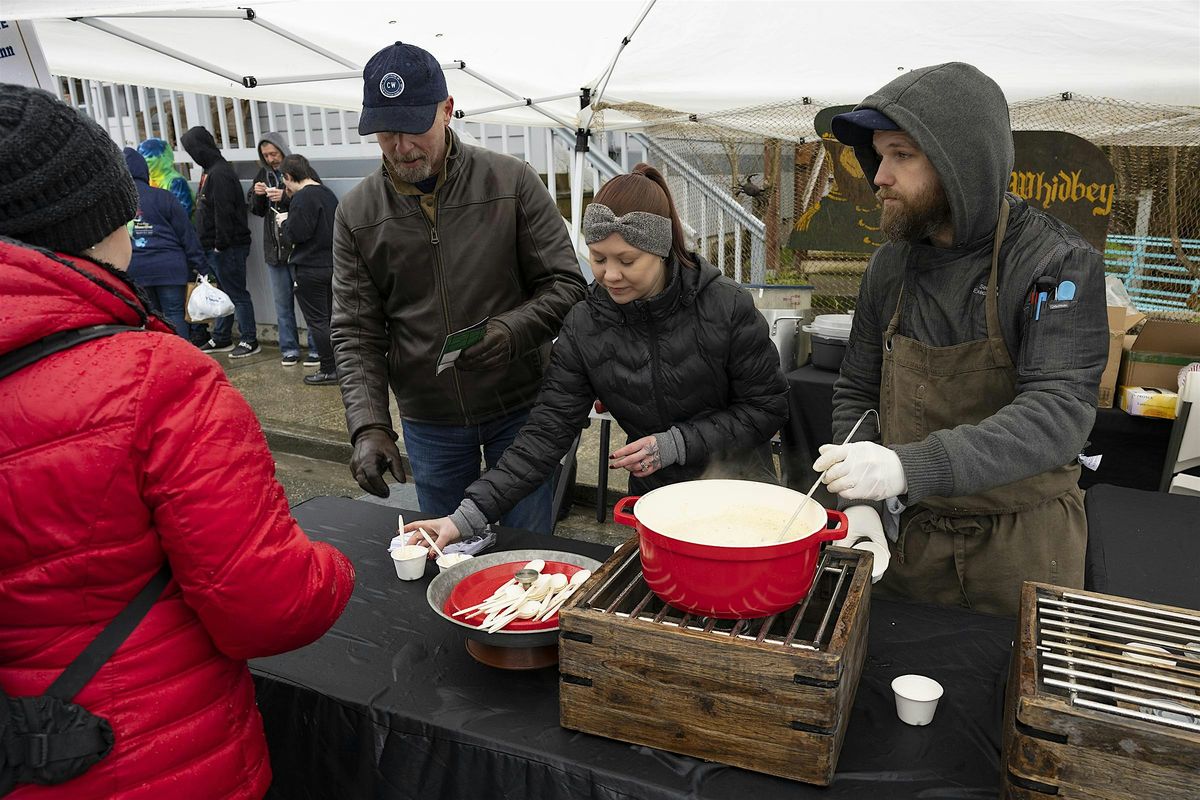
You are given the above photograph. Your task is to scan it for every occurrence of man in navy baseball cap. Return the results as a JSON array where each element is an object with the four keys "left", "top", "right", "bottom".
[
  {"left": 358, "top": 41, "right": 449, "bottom": 136},
  {"left": 332, "top": 38, "right": 588, "bottom": 537}
]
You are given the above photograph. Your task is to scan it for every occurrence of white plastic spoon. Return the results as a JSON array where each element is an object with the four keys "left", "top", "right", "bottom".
[
  {"left": 535, "top": 569, "right": 592, "bottom": 621},
  {"left": 418, "top": 528, "right": 445, "bottom": 559},
  {"left": 483, "top": 574, "right": 555, "bottom": 631}
]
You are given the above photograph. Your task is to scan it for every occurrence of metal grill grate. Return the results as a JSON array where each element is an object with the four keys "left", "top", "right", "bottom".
[
  {"left": 1036, "top": 589, "right": 1200, "bottom": 732},
  {"left": 576, "top": 547, "right": 859, "bottom": 651}
]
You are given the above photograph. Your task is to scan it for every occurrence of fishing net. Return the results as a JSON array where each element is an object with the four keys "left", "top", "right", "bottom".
[{"left": 597, "top": 95, "right": 1200, "bottom": 319}]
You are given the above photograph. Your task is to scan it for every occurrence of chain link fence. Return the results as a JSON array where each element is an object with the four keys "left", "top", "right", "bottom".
[{"left": 599, "top": 95, "right": 1200, "bottom": 320}]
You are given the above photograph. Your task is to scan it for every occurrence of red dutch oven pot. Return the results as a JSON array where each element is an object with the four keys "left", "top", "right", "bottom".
[{"left": 613, "top": 479, "right": 848, "bottom": 619}]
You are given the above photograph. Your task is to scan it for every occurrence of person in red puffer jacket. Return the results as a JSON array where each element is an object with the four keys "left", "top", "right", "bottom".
[{"left": 0, "top": 84, "right": 355, "bottom": 799}]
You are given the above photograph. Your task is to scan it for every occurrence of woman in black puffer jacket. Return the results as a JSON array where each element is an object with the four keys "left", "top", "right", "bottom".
[{"left": 406, "top": 164, "right": 788, "bottom": 547}]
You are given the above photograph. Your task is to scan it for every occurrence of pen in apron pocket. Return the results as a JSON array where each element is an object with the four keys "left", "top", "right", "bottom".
[{"left": 1034, "top": 276, "right": 1058, "bottom": 320}]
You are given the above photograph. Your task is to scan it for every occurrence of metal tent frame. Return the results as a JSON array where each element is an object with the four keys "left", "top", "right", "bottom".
[{"left": 54, "top": 1, "right": 660, "bottom": 249}]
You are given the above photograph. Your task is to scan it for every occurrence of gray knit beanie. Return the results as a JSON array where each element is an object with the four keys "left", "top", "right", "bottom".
[{"left": 0, "top": 82, "right": 137, "bottom": 254}]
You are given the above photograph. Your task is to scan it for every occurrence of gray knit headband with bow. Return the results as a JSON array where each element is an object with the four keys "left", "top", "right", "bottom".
[{"left": 582, "top": 203, "right": 672, "bottom": 258}]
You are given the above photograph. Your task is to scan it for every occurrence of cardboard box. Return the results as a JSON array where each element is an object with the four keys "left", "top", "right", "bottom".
[
  {"left": 1119, "top": 319, "right": 1200, "bottom": 392},
  {"left": 1099, "top": 306, "right": 1147, "bottom": 408},
  {"left": 1119, "top": 386, "right": 1178, "bottom": 419}
]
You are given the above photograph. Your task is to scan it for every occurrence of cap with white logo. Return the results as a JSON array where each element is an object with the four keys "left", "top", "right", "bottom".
[{"left": 358, "top": 41, "right": 448, "bottom": 136}]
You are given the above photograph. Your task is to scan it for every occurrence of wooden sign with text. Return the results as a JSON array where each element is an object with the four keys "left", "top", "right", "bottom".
[{"left": 789, "top": 111, "right": 1115, "bottom": 253}]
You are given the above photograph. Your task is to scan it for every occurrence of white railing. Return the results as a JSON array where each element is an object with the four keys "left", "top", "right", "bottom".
[
  {"left": 53, "top": 76, "right": 383, "bottom": 170},
  {"left": 55, "top": 75, "right": 766, "bottom": 281},
  {"left": 630, "top": 133, "right": 766, "bottom": 283}
]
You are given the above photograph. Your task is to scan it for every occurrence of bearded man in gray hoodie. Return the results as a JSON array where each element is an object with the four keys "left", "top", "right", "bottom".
[{"left": 814, "top": 62, "right": 1108, "bottom": 616}]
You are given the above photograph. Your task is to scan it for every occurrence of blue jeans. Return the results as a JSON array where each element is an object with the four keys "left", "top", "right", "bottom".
[
  {"left": 207, "top": 245, "right": 256, "bottom": 346},
  {"left": 401, "top": 408, "right": 554, "bottom": 534},
  {"left": 145, "top": 284, "right": 187, "bottom": 338},
  {"left": 267, "top": 263, "right": 316, "bottom": 357}
]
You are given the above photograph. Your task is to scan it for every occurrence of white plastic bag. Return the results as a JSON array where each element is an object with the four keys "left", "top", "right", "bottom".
[
  {"left": 1105, "top": 276, "right": 1139, "bottom": 313},
  {"left": 186, "top": 274, "right": 234, "bottom": 321}
]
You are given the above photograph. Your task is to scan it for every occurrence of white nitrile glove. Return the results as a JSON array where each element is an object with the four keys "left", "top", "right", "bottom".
[
  {"left": 843, "top": 505, "right": 890, "bottom": 584},
  {"left": 814, "top": 441, "right": 907, "bottom": 502}
]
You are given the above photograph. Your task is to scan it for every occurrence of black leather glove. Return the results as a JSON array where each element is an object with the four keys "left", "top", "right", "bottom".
[
  {"left": 350, "top": 428, "right": 406, "bottom": 497},
  {"left": 455, "top": 321, "right": 513, "bottom": 371}
]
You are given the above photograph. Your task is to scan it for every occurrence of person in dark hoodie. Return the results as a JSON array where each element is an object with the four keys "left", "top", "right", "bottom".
[
  {"left": 179, "top": 125, "right": 259, "bottom": 358},
  {"left": 401, "top": 164, "right": 788, "bottom": 552},
  {"left": 248, "top": 132, "right": 317, "bottom": 367},
  {"left": 813, "top": 63, "right": 1108, "bottom": 616},
  {"left": 279, "top": 154, "right": 339, "bottom": 385},
  {"left": 122, "top": 147, "right": 207, "bottom": 337}
]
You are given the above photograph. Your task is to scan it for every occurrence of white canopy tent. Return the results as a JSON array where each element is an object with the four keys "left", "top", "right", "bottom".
[
  {"left": 13, "top": 0, "right": 1199, "bottom": 249},
  {"left": 11, "top": 0, "right": 1200, "bottom": 126},
  {"left": 7, "top": 0, "right": 1199, "bottom": 262}
]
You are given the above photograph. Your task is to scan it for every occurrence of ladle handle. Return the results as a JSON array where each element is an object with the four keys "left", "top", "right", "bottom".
[{"left": 776, "top": 408, "right": 879, "bottom": 542}]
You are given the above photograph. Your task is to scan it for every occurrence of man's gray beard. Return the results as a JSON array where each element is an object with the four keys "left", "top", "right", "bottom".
[
  {"left": 388, "top": 157, "right": 434, "bottom": 183},
  {"left": 879, "top": 187, "right": 952, "bottom": 243}
]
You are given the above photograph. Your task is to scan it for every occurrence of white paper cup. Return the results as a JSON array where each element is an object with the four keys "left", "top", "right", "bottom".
[
  {"left": 436, "top": 553, "right": 474, "bottom": 573},
  {"left": 391, "top": 545, "right": 428, "bottom": 580},
  {"left": 892, "top": 674, "right": 944, "bottom": 726}
]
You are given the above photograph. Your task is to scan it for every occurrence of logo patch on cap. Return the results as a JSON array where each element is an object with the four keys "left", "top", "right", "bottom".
[{"left": 379, "top": 72, "right": 405, "bottom": 99}]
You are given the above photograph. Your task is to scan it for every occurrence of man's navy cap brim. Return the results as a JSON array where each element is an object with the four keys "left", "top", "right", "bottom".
[
  {"left": 358, "top": 102, "right": 440, "bottom": 136},
  {"left": 830, "top": 108, "right": 900, "bottom": 146}
]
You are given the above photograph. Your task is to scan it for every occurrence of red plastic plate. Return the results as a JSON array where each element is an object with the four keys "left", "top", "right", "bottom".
[{"left": 444, "top": 560, "right": 587, "bottom": 632}]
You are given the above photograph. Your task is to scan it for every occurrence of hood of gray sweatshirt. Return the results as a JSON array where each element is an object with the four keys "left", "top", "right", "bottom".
[{"left": 850, "top": 61, "right": 1014, "bottom": 249}]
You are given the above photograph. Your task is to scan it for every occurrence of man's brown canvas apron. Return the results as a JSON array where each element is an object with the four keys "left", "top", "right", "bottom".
[{"left": 875, "top": 202, "right": 1086, "bottom": 616}]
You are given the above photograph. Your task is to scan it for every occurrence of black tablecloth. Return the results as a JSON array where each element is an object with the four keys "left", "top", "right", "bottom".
[
  {"left": 780, "top": 365, "right": 1173, "bottom": 492},
  {"left": 252, "top": 496, "right": 1015, "bottom": 800},
  {"left": 1084, "top": 484, "right": 1200, "bottom": 609},
  {"left": 1080, "top": 407, "right": 1174, "bottom": 490}
]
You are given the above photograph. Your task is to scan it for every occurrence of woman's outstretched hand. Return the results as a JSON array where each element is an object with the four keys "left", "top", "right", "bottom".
[
  {"left": 610, "top": 435, "right": 663, "bottom": 478},
  {"left": 404, "top": 517, "right": 462, "bottom": 559}
]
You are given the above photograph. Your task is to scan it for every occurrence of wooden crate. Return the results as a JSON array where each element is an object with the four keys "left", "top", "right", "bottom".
[
  {"left": 558, "top": 544, "right": 871, "bottom": 785},
  {"left": 1002, "top": 582, "right": 1200, "bottom": 799}
]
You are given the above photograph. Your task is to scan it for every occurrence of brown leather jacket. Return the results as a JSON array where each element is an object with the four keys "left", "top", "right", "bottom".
[{"left": 331, "top": 132, "right": 587, "bottom": 437}]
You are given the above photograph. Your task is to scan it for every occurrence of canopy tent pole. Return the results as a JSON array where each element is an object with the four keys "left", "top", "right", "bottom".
[
  {"left": 588, "top": 0, "right": 657, "bottom": 113},
  {"left": 571, "top": 0, "right": 658, "bottom": 252},
  {"left": 75, "top": 17, "right": 245, "bottom": 84},
  {"left": 249, "top": 15, "right": 358, "bottom": 69},
  {"left": 94, "top": 10, "right": 251, "bottom": 18},
  {"left": 86, "top": 7, "right": 357, "bottom": 71},
  {"left": 569, "top": 88, "right": 591, "bottom": 253},
  {"left": 454, "top": 92, "right": 580, "bottom": 120},
  {"left": 248, "top": 71, "right": 361, "bottom": 87},
  {"left": 66, "top": 14, "right": 580, "bottom": 125},
  {"left": 456, "top": 63, "right": 575, "bottom": 130}
]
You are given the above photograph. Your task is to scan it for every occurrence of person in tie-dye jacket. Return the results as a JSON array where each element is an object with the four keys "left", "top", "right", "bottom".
[
  {"left": 137, "top": 137, "right": 194, "bottom": 218},
  {"left": 138, "top": 137, "right": 208, "bottom": 343}
]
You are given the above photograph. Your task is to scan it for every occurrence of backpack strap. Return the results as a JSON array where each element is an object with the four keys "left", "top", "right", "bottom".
[
  {"left": 0, "top": 325, "right": 142, "bottom": 381},
  {"left": 44, "top": 564, "right": 173, "bottom": 702},
  {"left": 0, "top": 321, "right": 166, "bottom": 701}
]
